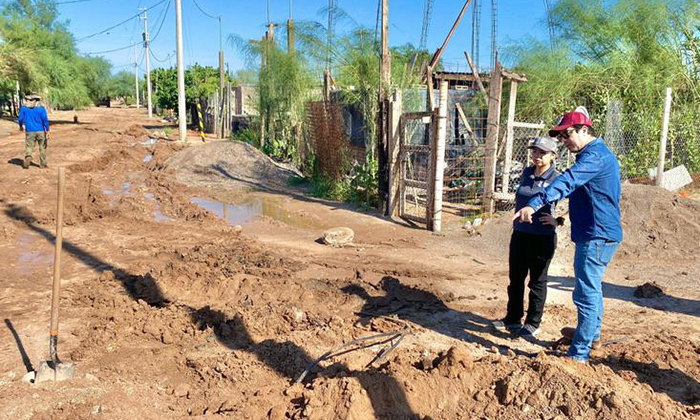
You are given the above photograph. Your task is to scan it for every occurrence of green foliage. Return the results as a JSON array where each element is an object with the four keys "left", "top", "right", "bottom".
[
  {"left": 510, "top": 0, "right": 700, "bottom": 175},
  {"left": 229, "top": 127, "right": 258, "bottom": 146},
  {"left": 0, "top": 0, "right": 127, "bottom": 109},
  {"left": 151, "top": 64, "right": 230, "bottom": 111}
]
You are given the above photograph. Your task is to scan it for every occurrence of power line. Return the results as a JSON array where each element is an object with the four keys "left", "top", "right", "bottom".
[
  {"left": 85, "top": 41, "right": 141, "bottom": 55},
  {"left": 75, "top": 0, "right": 167, "bottom": 42},
  {"left": 149, "top": 0, "right": 172, "bottom": 43},
  {"left": 191, "top": 0, "right": 218, "bottom": 20}
]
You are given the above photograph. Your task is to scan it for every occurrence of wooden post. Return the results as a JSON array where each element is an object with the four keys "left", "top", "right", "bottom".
[
  {"left": 49, "top": 167, "right": 65, "bottom": 365},
  {"left": 455, "top": 102, "right": 478, "bottom": 146},
  {"left": 656, "top": 87, "right": 672, "bottom": 187},
  {"left": 483, "top": 60, "right": 503, "bottom": 215},
  {"left": 501, "top": 80, "right": 518, "bottom": 193},
  {"left": 387, "top": 90, "right": 403, "bottom": 217},
  {"left": 378, "top": 0, "right": 391, "bottom": 213},
  {"left": 463, "top": 51, "right": 487, "bottom": 96},
  {"left": 287, "top": 19, "right": 295, "bottom": 53},
  {"left": 429, "top": 81, "right": 448, "bottom": 232}
]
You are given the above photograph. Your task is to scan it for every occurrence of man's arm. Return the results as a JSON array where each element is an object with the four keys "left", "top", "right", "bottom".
[
  {"left": 527, "top": 150, "right": 605, "bottom": 211},
  {"left": 514, "top": 151, "right": 605, "bottom": 223},
  {"left": 18, "top": 107, "right": 25, "bottom": 131}
]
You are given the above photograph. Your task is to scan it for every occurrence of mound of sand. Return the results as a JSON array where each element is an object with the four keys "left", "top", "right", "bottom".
[
  {"left": 474, "top": 183, "right": 700, "bottom": 267},
  {"left": 167, "top": 141, "right": 301, "bottom": 192}
]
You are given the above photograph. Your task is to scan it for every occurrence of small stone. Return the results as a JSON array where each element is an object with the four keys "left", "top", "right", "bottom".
[
  {"left": 173, "top": 383, "right": 191, "bottom": 398},
  {"left": 232, "top": 225, "right": 243, "bottom": 233},
  {"left": 91, "top": 405, "right": 102, "bottom": 415},
  {"left": 161, "top": 331, "right": 173, "bottom": 344},
  {"left": 506, "top": 348, "right": 516, "bottom": 358},
  {"left": 604, "top": 392, "right": 624, "bottom": 409},
  {"left": 22, "top": 371, "right": 36, "bottom": 383}
]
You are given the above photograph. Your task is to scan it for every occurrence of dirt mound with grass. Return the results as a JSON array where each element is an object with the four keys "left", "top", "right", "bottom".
[{"left": 167, "top": 140, "right": 301, "bottom": 193}]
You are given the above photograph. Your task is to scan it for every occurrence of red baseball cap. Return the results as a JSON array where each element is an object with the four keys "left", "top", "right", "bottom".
[{"left": 549, "top": 111, "right": 593, "bottom": 137}]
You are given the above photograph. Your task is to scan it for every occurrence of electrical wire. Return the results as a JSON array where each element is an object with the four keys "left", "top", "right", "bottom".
[
  {"left": 149, "top": 0, "right": 172, "bottom": 43},
  {"left": 150, "top": 49, "right": 174, "bottom": 63},
  {"left": 191, "top": 0, "right": 218, "bottom": 20},
  {"left": 85, "top": 41, "right": 142, "bottom": 55},
  {"left": 75, "top": 0, "right": 167, "bottom": 42}
]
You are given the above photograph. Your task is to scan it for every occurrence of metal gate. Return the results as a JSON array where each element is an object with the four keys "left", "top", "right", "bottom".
[{"left": 398, "top": 112, "right": 433, "bottom": 224}]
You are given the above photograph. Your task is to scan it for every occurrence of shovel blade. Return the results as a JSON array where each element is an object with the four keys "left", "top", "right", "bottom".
[{"left": 35, "top": 360, "right": 76, "bottom": 383}]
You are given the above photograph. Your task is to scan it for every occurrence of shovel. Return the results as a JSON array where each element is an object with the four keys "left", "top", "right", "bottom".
[{"left": 35, "top": 167, "right": 76, "bottom": 383}]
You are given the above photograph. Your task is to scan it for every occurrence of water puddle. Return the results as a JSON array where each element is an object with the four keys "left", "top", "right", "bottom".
[
  {"left": 191, "top": 197, "right": 322, "bottom": 228},
  {"left": 143, "top": 193, "right": 169, "bottom": 221},
  {"left": 104, "top": 181, "right": 132, "bottom": 196},
  {"left": 16, "top": 233, "right": 53, "bottom": 276}
]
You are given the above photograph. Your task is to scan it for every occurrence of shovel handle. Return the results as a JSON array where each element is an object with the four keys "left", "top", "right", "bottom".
[{"left": 49, "top": 167, "right": 65, "bottom": 364}]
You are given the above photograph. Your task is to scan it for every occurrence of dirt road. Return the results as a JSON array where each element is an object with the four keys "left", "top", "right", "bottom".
[{"left": 0, "top": 107, "right": 698, "bottom": 419}]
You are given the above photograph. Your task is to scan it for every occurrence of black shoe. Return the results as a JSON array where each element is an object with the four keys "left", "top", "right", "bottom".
[{"left": 493, "top": 319, "right": 522, "bottom": 333}]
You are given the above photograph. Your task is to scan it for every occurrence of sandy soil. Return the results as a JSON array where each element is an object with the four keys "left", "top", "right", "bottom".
[{"left": 0, "top": 107, "right": 698, "bottom": 420}]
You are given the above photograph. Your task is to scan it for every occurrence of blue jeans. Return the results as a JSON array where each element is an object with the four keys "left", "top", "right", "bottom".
[{"left": 568, "top": 239, "right": 619, "bottom": 361}]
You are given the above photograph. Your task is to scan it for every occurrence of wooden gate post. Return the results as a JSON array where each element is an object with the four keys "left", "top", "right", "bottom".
[
  {"left": 483, "top": 61, "right": 503, "bottom": 216},
  {"left": 501, "top": 79, "right": 518, "bottom": 193},
  {"left": 428, "top": 80, "right": 449, "bottom": 232},
  {"left": 387, "top": 90, "right": 403, "bottom": 217}
]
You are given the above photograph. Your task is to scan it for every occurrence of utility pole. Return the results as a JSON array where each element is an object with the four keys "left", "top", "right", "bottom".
[
  {"left": 287, "top": 0, "right": 294, "bottom": 53},
  {"left": 134, "top": 45, "right": 140, "bottom": 108},
  {"left": 175, "top": 0, "right": 187, "bottom": 142},
  {"left": 140, "top": 9, "right": 153, "bottom": 118},
  {"left": 218, "top": 16, "right": 224, "bottom": 99},
  {"left": 378, "top": 0, "right": 390, "bottom": 213}
]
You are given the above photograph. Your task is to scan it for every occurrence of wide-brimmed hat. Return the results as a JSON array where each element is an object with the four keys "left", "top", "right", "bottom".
[
  {"left": 25, "top": 93, "right": 41, "bottom": 101},
  {"left": 528, "top": 137, "right": 558, "bottom": 155},
  {"left": 549, "top": 107, "right": 592, "bottom": 137}
]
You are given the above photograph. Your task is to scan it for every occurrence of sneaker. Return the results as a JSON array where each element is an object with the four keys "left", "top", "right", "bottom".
[
  {"left": 23, "top": 157, "right": 30, "bottom": 169},
  {"left": 493, "top": 320, "right": 522, "bottom": 332},
  {"left": 517, "top": 323, "right": 540, "bottom": 338}
]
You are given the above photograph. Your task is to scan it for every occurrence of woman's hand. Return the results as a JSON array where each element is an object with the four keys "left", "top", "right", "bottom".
[{"left": 539, "top": 213, "right": 557, "bottom": 226}]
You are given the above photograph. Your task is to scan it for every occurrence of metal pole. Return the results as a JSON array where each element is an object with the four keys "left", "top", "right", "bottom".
[
  {"left": 175, "top": 0, "right": 187, "bottom": 142},
  {"left": 656, "top": 87, "right": 673, "bottom": 187},
  {"left": 134, "top": 46, "right": 140, "bottom": 108},
  {"left": 49, "top": 167, "right": 66, "bottom": 366},
  {"left": 141, "top": 9, "right": 153, "bottom": 118}
]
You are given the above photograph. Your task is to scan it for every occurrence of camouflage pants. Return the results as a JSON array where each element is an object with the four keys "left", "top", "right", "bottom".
[{"left": 25, "top": 131, "right": 47, "bottom": 166}]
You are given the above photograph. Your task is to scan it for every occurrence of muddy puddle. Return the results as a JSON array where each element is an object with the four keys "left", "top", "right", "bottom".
[
  {"left": 191, "top": 196, "right": 324, "bottom": 228},
  {"left": 15, "top": 232, "right": 53, "bottom": 276}
]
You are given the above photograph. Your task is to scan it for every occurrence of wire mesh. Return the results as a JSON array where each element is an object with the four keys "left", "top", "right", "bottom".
[
  {"left": 400, "top": 114, "right": 431, "bottom": 222},
  {"left": 441, "top": 88, "right": 488, "bottom": 219}
]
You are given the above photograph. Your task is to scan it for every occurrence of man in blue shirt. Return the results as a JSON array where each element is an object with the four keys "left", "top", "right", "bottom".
[
  {"left": 18, "top": 93, "right": 50, "bottom": 169},
  {"left": 513, "top": 109, "right": 622, "bottom": 362}
]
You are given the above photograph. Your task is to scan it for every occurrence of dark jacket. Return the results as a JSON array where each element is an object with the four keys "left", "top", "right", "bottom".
[
  {"left": 513, "top": 165, "right": 559, "bottom": 236},
  {"left": 527, "top": 137, "right": 623, "bottom": 243}
]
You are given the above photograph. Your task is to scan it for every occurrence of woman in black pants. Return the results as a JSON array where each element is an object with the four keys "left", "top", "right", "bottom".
[{"left": 494, "top": 137, "right": 564, "bottom": 338}]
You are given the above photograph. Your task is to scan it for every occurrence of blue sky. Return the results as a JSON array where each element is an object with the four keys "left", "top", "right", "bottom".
[{"left": 59, "top": 0, "right": 551, "bottom": 74}]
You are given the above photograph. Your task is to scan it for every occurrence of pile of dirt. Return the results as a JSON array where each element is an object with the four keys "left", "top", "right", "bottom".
[
  {"left": 65, "top": 238, "right": 697, "bottom": 419},
  {"left": 166, "top": 141, "right": 301, "bottom": 193},
  {"left": 473, "top": 183, "right": 700, "bottom": 269},
  {"left": 618, "top": 183, "right": 700, "bottom": 261},
  {"left": 123, "top": 123, "right": 150, "bottom": 139}
]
